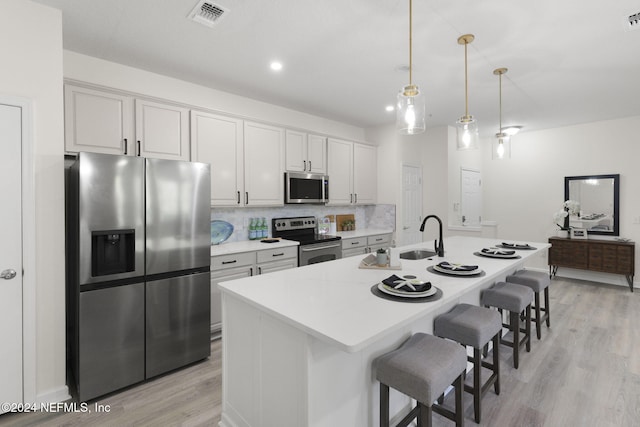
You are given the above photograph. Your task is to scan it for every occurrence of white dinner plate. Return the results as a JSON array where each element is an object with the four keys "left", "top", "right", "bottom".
[
  {"left": 377, "top": 283, "right": 438, "bottom": 298},
  {"left": 433, "top": 264, "right": 482, "bottom": 276}
]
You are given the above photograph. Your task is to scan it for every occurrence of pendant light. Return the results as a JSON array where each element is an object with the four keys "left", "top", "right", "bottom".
[
  {"left": 493, "top": 67, "right": 511, "bottom": 160},
  {"left": 455, "top": 34, "right": 478, "bottom": 149},
  {"left": 396, "top": 0, "right": 425, "bottom": 135}
]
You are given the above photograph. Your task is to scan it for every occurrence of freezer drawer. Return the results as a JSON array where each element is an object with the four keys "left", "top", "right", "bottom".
[
  {"left": 78, "top": 283, "right": 145, "bottom": 401},
  {"left": 146, "top": 271, "right": 211, "bottom": 378}
]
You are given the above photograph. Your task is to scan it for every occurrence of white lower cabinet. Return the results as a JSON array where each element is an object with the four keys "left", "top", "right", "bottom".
[
  {"left": 210, "top": 246, "right": 297, "bottom": 334},
  {"left": 342, "top": 233, "right": 393, "bottom": 258},
  {"left": 256, "top": 246, "right": 298, "bottom": 274},
  {"left": 210, "top": 252, "right": 255, "bottom": 334},
  {"left": 341, "top": 237, "right": 367, "bottom": 258}
]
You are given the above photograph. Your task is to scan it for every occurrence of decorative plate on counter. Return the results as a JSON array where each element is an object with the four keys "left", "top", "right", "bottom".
[
  {"left": 377, "top": 282, "right": 438, "bottom": 298},
  {"left": 211, "top": 220, "right": 234, "bottom": 245},
  {"left": 430, "top": 262, "right": 484, "bottom": 276},
  {"left": 496, "top": 242, "right": 537, "bottom": 250},
  {"left": 474, "top": 248, "right": 521, "bottom": 259}
]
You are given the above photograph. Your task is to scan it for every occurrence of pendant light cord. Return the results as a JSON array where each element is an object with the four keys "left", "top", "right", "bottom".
[
  {"left": 409, "top": 0, "right": 413, "bottom": 86},
  {"left": 498, "top": 72, "right": 502, "bottom": 131},
  {"left": 464, "top": 41, "right": 468, "bottom": 117}
]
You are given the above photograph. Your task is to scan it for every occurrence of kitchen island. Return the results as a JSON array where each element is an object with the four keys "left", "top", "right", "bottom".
[{"left": 218, "top": 236, "right": 550, "bottom": 427}]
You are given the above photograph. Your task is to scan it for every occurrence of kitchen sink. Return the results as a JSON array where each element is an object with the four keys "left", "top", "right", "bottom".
[{"left": 400, "top": 249, "right": 437, "bottom": 260}]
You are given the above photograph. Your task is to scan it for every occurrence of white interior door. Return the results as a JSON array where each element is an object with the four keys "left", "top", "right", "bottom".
[
  {"left": 0, "top": 103, "right": 23, "bottom": 411},
  {"left": 461, "top": 168, "right": 482, "bottom": 227},
  {"left": 401, "top": 164, "right": 423, "bottom": 245}
]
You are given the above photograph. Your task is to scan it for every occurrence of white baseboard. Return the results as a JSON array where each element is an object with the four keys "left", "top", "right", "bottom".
[{"left": 36, "top": 385, "right": 71, "bottom": 404}]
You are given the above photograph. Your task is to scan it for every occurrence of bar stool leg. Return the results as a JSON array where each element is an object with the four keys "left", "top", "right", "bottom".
[
  {"left": 526, "top": 305, "right": 531, "bottom": 352},
  {"left": 419, "top": 403, "right": 432, "bottom": 427},
  {"left": 473, "top": 348, "right": 481, "bottom": 423},
  {"left": 454, "top": 374, "right": 464, "bottom": 427},
  {"left": 544, "top": 287, "right": 551, "bottom": 327},
  {"left": 492, "top": 333, "right": 500, "bottom": 395},
  {"left": 533, "top": 292, "right": 542, "bottom": 339},
  {"left": 380, "top": 383, "right": 389, "bottom": 427},
  {"left": 510, "top": 311, "right": 520, "bottom": 369}
]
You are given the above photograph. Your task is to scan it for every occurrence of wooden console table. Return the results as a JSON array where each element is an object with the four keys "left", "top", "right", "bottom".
[{"left": 548, "top": 237, "right": 635, "bottom": 292}]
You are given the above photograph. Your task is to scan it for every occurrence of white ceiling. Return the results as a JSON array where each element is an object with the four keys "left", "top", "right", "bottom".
[{"left": 34, "top": 0, "right": 640, "bottom": 136}]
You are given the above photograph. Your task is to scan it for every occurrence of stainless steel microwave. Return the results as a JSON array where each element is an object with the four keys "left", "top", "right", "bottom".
[{"left": 285, "top": 172, "right": 329, "bottom": 204}]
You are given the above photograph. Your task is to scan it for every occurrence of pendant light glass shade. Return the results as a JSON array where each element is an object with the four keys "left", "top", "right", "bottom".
[
  {"left": 396, "top": 0, "right": 425, "bottom": 135},
  {"left": 456, "top": 34, "right": 478, "bottom": 149},
  {"left": 397, "top": 84, "right": 426, "bottom": 134},
  {"left": 492, "top": 67, "right": 511, "bottom": 160}
]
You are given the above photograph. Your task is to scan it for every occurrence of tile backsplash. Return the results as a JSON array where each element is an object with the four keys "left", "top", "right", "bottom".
[{"left": 211, "top": 204, "right": 396, "bottom": 243}]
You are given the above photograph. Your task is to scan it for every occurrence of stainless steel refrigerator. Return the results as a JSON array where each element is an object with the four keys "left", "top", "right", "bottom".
[{"left": 66, "top": 152, "right": 211, "bottom": 401}]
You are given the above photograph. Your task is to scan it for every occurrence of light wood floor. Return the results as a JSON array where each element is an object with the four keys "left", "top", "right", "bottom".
[{"left": 2, "top": 277, "right": 640, "bottom": 426}]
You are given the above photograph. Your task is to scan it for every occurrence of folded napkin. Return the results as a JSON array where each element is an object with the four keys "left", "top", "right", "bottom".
[
  {"left": 437, "top": 262, "right": 478, "bottom": 271},
  {"left": 382, "top": 275, "right": 432, "bottom": 292},
  {"left": 482, "top": 247, "right": 515, "bottom": 255},
  {"left": 502, "top": 242, "right": 530, "bottom": 249}
]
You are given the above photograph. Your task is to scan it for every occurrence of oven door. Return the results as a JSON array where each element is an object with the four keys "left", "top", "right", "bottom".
[{"left": 298, "top": 241, "right": 342, "bottom": 266}]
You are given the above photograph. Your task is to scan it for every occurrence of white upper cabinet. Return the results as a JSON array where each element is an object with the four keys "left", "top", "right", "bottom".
[
  {"left": 135, "top": 99, "right": 189, "bottom": 161},
  {"left": 327, "top": 138, "right": 354, "bottom": 205},
  {"left": 64, "top": 84, "right": 189, "bottom": 160},
  {"left": 285, "top": 130, "right": 327, "bottom": 174},
  {"left": 327, "top": 138, "right": 376, "bottom": 205},
  {"left": 307, "top": 134, "right": 327, "bottom": 174},
  {"left": 243, "top": 121, "right": 285, "bottom": 206},
  {"left": 190, "top": 110, "right": 244, "bottom": 207},
  {"left": 64, "top": 84, "right": 133, "bottom": 155},
  {"left": 353, "top": 142, "right": 377, "bottom": 204}
]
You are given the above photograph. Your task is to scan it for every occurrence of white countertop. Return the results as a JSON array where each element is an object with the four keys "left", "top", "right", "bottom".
[
  {"left": 336, "top": 228, "right": 394, "bottom": 239},
  {"left": 210, "top": 239, "right": 299, "bottom": 257},
  {"left": 218, "top": 236, "right": 549, "bottom": 352}
]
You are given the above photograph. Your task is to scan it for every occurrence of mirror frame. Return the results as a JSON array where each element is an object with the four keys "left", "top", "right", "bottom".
[{"left": 564, "top": 174, "right": 620, "bottom": 236}]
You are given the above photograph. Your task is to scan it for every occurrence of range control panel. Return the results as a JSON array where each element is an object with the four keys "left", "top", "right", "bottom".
[{"left": 272, "top": 216, "right": 316, "bottom": 232}]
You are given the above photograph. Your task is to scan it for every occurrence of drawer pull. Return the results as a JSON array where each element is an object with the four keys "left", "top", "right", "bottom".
[
  {"left": 375, "top": 238, "right": 383, "bottom": 242},
  {"left": 222, "top": 260, "right": 237, "bottom": 265},
  {"left": 272, "top": 253, "right": 285, "bottom": 257},
  {"left": 352, "top": 241, "right": 361, "bottom": 245}
]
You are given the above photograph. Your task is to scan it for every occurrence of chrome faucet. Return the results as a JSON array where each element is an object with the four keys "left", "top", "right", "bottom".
[{"left": 419, "top": 215, "right": 444, "bottom": 257}]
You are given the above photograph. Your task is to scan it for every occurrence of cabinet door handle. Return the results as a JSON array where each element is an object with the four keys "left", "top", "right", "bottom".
[
  {"left": 123, "top": 138, "right": 128, "bottom": 155},
  {"left": 222, "top": 260, "right": 237, "bottom": 265},
  {"left": 308, "top": 160, "right": 312, "bottom": 171},
  {"left": 137, "top": 140, "right": 141, "bottom": 156},
  {"left": 303, "top": 160, "right": 307, "bottom": 171},
  {"left": 237, "top": 191, "right": 241, "bottom": 205},
  {"left": 245, "top": 192, "right": 249, "bottom": 205},
  {"left": 258, "top": 266, "right": 262, "bottom": 274},
  {"left": 272, "top": 252, "right": 284, "bottom": 257},
  {"left": 250, "top": 267, "right": 253, "bottom": 276},
  {"left": 354, "top": 193, "right": 358, "bottom": 204},
  {"left": 350, "top": 194, "right": 353, "bottom": 203}
]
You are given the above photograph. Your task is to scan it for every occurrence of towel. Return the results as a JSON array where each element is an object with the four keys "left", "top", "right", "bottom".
[
  {"left": 437, "top": 262, "right": 478, "bottom": 271},
  {"left": 382, "top": 275, "right": 432, "bottom": 292}
]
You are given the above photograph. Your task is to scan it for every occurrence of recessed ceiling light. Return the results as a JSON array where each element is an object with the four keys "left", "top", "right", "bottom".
[
  {"left": 385, "top": 105, "right": 395, "bottom": 112},
  {"left": 502, "top": 126, "right": 522, "bottom": 136},
  {"left": 270, "top": 61, "right": 283, "bottom": 71}
]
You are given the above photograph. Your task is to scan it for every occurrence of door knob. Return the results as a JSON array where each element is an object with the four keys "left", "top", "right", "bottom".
[{"left": 1, "top": 269, "right": 17, "bottom": 280}]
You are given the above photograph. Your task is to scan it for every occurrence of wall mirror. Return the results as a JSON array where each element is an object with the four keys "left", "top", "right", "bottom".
[{"left": 564, "top": 174, "right": 620, "bottom": 236}]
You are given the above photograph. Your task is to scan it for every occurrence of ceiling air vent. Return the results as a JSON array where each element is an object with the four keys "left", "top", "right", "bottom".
[
  {"left": 189, "top": 1, "right": 228, "bottom": 28},
  {"left": 624, "top": 11, "right": 640, "bottom": 32}
]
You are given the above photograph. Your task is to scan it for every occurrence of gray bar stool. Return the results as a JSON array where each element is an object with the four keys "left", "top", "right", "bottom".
[
  {"left": 506, "top": 269, "right": 551, "bottom": 339},
  {"left": 481, "top": 281, "right": 534, "bottom": 369},
  {"left": 375, "top": 333, "right": 467, "bottom": 427},
  {"left": 434, "top": 303, "right": 501, "bottom": 423}
]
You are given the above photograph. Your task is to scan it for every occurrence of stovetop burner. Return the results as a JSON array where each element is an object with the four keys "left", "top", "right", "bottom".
[{"left": 272, "top": 216, "right": 341, "bottom": 245}]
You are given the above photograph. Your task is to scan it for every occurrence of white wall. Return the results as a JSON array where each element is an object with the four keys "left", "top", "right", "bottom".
[
  {"left": 366, "top": 124, "right": 449, "bottom": 246},
  {"left": 64, "top": 51, "right": 366, "bottom": 143},
  {"left": 481, "top": 115, "right": 640, "bottom": 286},
  {"left": 0, "top": 0, "right": 67, "bottom": 402}
]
